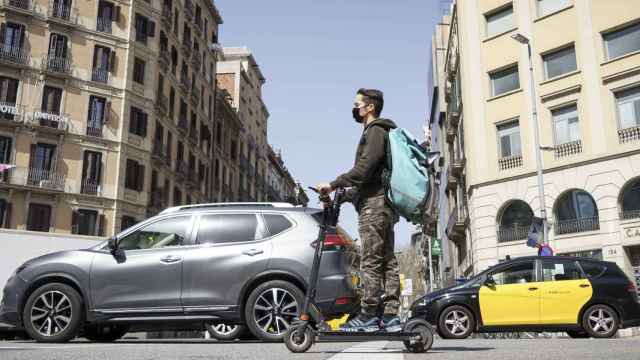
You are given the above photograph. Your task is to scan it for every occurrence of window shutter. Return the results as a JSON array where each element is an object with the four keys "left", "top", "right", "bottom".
[
  {"left": 18, "top": 24, "right": 25, "bottom": 49},
  {"left": 28, "top": 144, "right": 36, "bottom": 170},
  {"left": 81, "top": 151, "right": 89, "bottom": 180},
  {"left": 129, "top": 107, "right": 137, "bottom": 134},
  {"left": 148, "top": 21, "right": 156, "bottom": 38},
  {"left": 108, "top": 49, "right": 116, "bottom": 72},
  {"left": 48, "top": 33, "right": 57, "bottom": 57},
  {"left": 0, "top": 23, "right": 6, "bottom": 45},
  {"left": 3, "top": 202, "right": 11, "bottom": 228},
  {"left": 98, "top": 214, "right": 105, "bottom": 236},
  {"left": 96, "top": 152, "right": 103, "bottom": 185},
  {"left": 71, "top": 210, "right": 79, "bottom": 234},
  {"left": 140, "top": 112, "right": 148, "bottom": 137},
  {"left": 104, "top": 100, "right": 111, "bottom": 123},
  {"left": 114, "top": 6, "right": 121, "bottom": 22},
  {"left": 137, "top": 164, "right": 145, "bottom": 191}
]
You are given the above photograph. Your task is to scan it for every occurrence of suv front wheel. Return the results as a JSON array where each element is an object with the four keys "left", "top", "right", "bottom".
[
  {"left": 22, "top": 283, "right": 84, "bottom": 343},
  {"left": 244, "top": 280, "right": 303, "bottom": 342}
]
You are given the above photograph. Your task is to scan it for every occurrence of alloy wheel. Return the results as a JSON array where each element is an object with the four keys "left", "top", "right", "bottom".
[
  {"left": 587, "top": 308, "right": 615, "bottom": 335},
  {"left": 30, "top": 291, "right": 73, "bottom": 337},
  {"left": 444, "top": 310, "right": 469, "bottom": 336},
  {"left": 212, "top": 323, "right": 239, "bottom": 336},
  {"left": 253, "top": 287, "right": 299, "bottom": 336}
]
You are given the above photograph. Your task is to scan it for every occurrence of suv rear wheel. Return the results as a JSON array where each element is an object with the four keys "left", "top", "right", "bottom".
[
  {"left": 205, "top": 323, "right": 248, "bottom": 341},
  {"left": 22, "top": 283, "right": 84, "bottom": 343},
  {"left": 582, "top": 304, "right": 619, "bottom": 338},
  {"left": 244, "top": 280, "right": 303, "bottom": 342}
]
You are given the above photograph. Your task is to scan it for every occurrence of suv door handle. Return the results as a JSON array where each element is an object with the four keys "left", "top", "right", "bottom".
[
  {"left": 528, "top": 287, "right": 539, "bottom": 291},
  {"left": 160, "top": 255, "right": 182, "bottom": 263},
  {"left": 242, "top": 249, "right": 264, "bottom": 256},
  {"left": 579, "top": 284, "right": 591, "bottom": 288}
]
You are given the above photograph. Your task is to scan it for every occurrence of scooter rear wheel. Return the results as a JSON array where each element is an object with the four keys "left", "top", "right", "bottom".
[
  {"left": 284, "top": 324, "right": 314, "bottom": 353},
  {"left": 403, "top": 320, "right": 434, "bottom": 353}
]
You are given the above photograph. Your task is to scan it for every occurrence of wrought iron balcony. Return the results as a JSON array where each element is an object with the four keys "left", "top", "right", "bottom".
[
  {"left": 152, "top": 143, "right": 167, "bottom": 163},
  {"left": 177, "top": 118, "right": 189, "bottom": 134},
  {"left": 445, "top": 169, "right": 457, "bottom": 192},
  {"left": 620, "top": 209, "right": 640, "bottom": 220},
  {"left": 0, "top": 102, "right": 23, "bottom": 124},
  {"left": 184, "top": 0, "right": 194, "bottom": 21},
  {"left": 92, "top": 68, "right": 109, "bottom": 84},
  {"left": 0, "top": 44, "right": 30, "bottom": 67},
  {"left": 96, "top": 17, "right": 112, "bottom": 34},
  {"left": 86, "top": 125, "right": 102, "bottom": 138},
  {"left": 446, "top": 205, "right": 467, "bottom": 242},
  {"left": 161, "top": 6, "right": 173, "bottom": 29},
  {"left": 42, "top": 55, "right": 72, "bottom": 76},
  {"left": 155, "top": 93, "right": 168, "bottom": 117},
  {"left": 179, "top": 73, "right": 192, "bottom": 93},
  {"left": 555, "top": 216, "right": 600, "bottom": 235},
  {"left": 158, "top": 48, "right": 170, "bottom": 71},
  {"left": 30, "top": 112, "right": 69, "bottom": 132},
  {"left": 181, "top": 37, "right": 193, "bottom": 58},
  {"left": 0, "top": 0, "right": 35, "bottom": 15},
  {"left": 47, "top": 1, "right": 78, "bottom": 25},
  {"left": 27, "top": 167, "right": 66, "bottom": 191},
  {"left": 81, "top": 179, "right": 101, "bottom": 196},
  {"left": 450, "top": 154, "right": 466, "bottom": 177},
  {"left": 497, "top": 223, "right": 530, "bottom": 243}
]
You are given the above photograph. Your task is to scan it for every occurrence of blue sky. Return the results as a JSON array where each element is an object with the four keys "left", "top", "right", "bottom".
[{"left": 216, "top": 0, "right": 449, "bottom": 249}]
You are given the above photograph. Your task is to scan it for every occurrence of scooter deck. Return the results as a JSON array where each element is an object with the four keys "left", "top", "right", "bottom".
[{"left": 317, "top": 331, "right": 420, "bottom": 342}]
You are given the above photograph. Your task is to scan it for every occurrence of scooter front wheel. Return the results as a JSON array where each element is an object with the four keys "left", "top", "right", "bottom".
[
  {"left": 284, "top": 324, "right": 315, "bottom": 353},
  {"left": 403, "top": 319, "right": 434, "bottom": 353}
]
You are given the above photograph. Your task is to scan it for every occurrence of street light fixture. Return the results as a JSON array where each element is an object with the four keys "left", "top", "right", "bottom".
[{"left": 511, "top": 32, "right": 549, "bottom": 245}]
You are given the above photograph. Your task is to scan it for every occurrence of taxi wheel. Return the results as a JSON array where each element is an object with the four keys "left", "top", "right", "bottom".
[
  {"left": 566, "top": 330, "right": 590, "bottom": 339},
  {"left": 438, "top": 305, "right": 474, "bottom": 339},
  {"left": 582, "top": 304, "right": 619, "bottom": 338}
]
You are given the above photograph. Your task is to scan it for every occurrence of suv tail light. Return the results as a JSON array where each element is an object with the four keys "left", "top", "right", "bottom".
[
  {"left": 311, "top": 233, "right": 353, "bottom": 250},
  {"left": 627, "top": 282, "right": 637, "bottom": 293}
]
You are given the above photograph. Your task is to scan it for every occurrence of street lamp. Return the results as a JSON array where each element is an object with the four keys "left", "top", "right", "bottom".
[{"left": 511, "top": 32, "right": 548, "bottom": 245}]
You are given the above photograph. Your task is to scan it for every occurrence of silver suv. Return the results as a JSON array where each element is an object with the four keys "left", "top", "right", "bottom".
[{"left": 0, "top": 203, "right": 358, "bottom": 342}]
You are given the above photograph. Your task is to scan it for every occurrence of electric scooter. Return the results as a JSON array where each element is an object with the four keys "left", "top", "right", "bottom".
[{"left": 283, "top": 187, "right": 434, "bottom": 353}]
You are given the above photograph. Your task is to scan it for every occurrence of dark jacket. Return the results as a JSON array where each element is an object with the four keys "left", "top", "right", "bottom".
[{"left": 330, "top": 118, "right": 397, "bottom": 208}]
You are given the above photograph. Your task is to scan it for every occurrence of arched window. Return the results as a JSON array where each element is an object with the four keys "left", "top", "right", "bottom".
[
  {"left": 554, "top": 189, "right": 599, "bottom": 235},
  {"left": 620, "top": 178, "right": 640, "bottom": 220},
  {"left": 497, "top": 200, "right": 533, "bottom": 242}
]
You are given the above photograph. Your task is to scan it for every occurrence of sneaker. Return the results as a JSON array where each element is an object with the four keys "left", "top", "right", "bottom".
[
  {"left": 339, "top": 313, "right": 380, "bottom": 332},
  {"left": 381, "top": 314, "right": 402, "bottom": 333}
]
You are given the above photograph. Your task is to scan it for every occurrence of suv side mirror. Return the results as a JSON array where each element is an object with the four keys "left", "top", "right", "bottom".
[
  {"left": 107, "top": 236, "right": 118, "bottom": 252},
  {"left": 484, "top": 275, "right": 496, "bottom": 287}
]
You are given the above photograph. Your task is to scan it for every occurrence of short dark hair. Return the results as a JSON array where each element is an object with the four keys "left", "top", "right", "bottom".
[{"left": 357, "top": 88, "right": 384, "bottom": 117}]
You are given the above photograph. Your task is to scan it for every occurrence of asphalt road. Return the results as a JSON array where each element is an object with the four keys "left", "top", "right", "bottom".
[{"left": 1, "top": 337, "right": 640, "bottom": 360}]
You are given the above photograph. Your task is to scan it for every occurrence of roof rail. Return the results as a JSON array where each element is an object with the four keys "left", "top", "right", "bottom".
[{"left": 159, "top": 202, "right": 296, "bottom": 215}]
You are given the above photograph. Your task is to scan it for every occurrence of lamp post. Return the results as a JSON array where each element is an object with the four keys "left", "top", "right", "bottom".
[{"left": 511, "top": 33, "right": 548, "bottom": 245}]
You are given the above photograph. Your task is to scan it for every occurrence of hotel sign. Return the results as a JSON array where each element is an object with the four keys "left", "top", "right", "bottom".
[
  {"left": 625, "top": 226, "right": 640, "bottom": 240},
  {"left": 0, "top": 105, "right": 68, "bottom": 123}
]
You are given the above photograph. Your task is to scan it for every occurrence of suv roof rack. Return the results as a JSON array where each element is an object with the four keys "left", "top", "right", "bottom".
[{"left": 159, "top": 202, "right": 296, "bottom": 215}]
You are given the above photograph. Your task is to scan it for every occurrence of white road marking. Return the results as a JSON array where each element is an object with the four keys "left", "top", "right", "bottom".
[{"left": 327, "top": 341, "right": 404, "bottom": 360}]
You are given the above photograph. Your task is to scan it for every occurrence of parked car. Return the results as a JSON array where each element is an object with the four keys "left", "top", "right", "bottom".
[
  {"left": 0, "top": 202, "right": 358, "bottom": 343},
  {"left": 410, "top": 256, "right": 640, "bottom": 339}
]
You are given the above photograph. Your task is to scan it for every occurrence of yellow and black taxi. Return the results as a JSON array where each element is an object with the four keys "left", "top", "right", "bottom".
[{"left": 410, "top": 256, "right": 640, "bottom": 339}]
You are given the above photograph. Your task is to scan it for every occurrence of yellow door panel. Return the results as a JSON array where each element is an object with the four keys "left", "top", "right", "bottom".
[
  {"left": 479, "top": 282, "right": 542, "bottom": 326},
  {"left": 539, "top": 279, "right": 592, "bottom": 324}
]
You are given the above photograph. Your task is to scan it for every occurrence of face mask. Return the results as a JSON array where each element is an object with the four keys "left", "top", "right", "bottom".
[{"left": 352, "top": 107, "right": 364, "bottom": 123}]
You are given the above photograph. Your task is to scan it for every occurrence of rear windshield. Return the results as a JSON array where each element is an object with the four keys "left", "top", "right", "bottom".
[
  {"left": 264, "top": 214, "right": 293, "bottom": 237},
  {"left": 579, "top": 261, "right": 607, "bottom": 278}
]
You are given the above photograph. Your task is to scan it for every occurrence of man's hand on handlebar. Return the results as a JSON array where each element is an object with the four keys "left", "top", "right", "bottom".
[{"left": 315, "top": 183, "right": 333, "bottom": 196}]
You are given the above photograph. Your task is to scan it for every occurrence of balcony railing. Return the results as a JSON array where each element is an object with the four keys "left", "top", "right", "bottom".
[
  {"left": 450, "top": 154, "right": 466, "bottom": 177},
  {"left": 86, "top": 125, "right": 102, "bottom": 138},
  {"left": 554, "top": 140, "right": 582, "bottom": 159},
  {"left": 158, "top": 48, "right": 170, "bottom": 71},
  {"left": 96, "top": 17, "right": 112, "bottom": 34},
  {"left": 620, "top": 209, "right": 640, "bottom": 220},
  {"left": 81, "top": 179, "right": 101, "bottom": 195},
  {"left": 191, "top": 52, "right": 201, "bottom": 72},
  {"left": 0, "top": 44, "right": 30, "bottom": 66},
  {"left": 48, "top": 1, "right": 77, "bottom": 24},
  {"left": 155, "top": 93, "right": 168, "bottom": 116},
  {"left": 497, "top": 223, "right": 530, "bottom": 243},
  {"left": 30, "top": 112, "right": 69, "bottom": 131},
  {"left": 618, "top": 126, "right": 640, "bottom": 144},
  {"left": 175, "top": 160, "right": 188, "bottom": 179},
  {"left": 555, "top": 216, "right": 600, "bottom": 235},
  {"left": 0, "top": 102, "right": 23, "bottom": 123},
  {"left": 184, "top": 0, "right": 194, "bottom": 21},
  {"left": 498, "top": 154, "right": 523, "bottom": 171},
  {"left": 181, "top": 38, "right": 193, "bottom": 58},
  {"left": 27, "top": 167, "right": 65, "bottom": 191},
  {"left": 180, "top": 73, "right": 192, "bottom": 93},
  {"left": 1, "top": 0, "right": 35, "bottom": 13},
  {"left": 42, "top": 55, "right": 72, "bottom": 75},
  {"left": 177, "top": 118, "right": 188, "bottom": 134},
  {"left": 92, "top": 68, "right": 109, "bottom": 83},
  {"left": 446, "top": 205, "right": 466, "bottom": 241},
  {"left": 152, "top": 143, "right": 167, "bottom": 161},
  {"left": 161, "top": 6, "right": 173, "bottom": 29}
]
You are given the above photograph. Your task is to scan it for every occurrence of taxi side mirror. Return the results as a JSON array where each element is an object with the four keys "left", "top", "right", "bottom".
[{"left": 484, "top": 275, "right": 496, "bottom": 287}]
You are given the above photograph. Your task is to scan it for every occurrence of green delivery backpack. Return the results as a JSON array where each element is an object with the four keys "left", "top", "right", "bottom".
[{"left": 381, "top": 127, "right": 439, "bottom": 225}]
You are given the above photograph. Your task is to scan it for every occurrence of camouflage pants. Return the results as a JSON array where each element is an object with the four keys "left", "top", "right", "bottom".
[{"left": 358, "top": 194, "right": 400, "bottom": 315}]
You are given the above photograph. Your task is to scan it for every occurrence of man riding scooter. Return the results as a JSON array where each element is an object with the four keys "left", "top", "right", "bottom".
[{"left": 317, "top": 88, "right": 401, "bottom": 332}]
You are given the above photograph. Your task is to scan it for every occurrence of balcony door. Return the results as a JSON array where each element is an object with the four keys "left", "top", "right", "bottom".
[
  {"left": 82, "top": 150, "right": 102, "bottom": 195},
  {"left": 27, "top": 203, "right": 52, "bottom": 232},
  {"left": 28, "top": 143, "right": 57, "bottom": 184}
]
